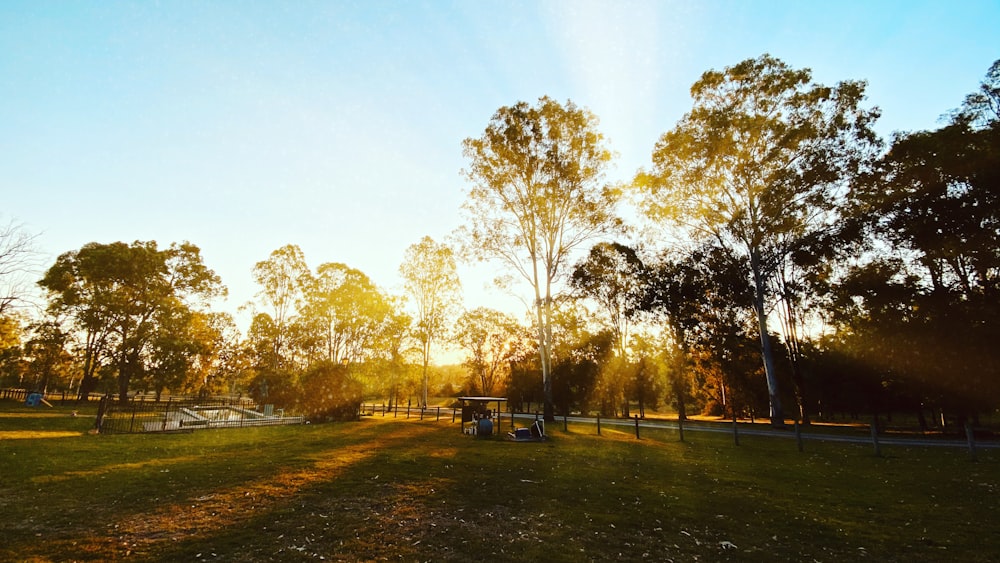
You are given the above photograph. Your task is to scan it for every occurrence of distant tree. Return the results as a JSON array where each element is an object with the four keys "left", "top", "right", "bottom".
[
  {"left": 453, "top": 307, "right": 520, "bottom": 396},
  {"left": 635, "top": 55, "right": 880, "bottom": 425},
  {"left": 39, "top": 241, "right": 224, "bottom": 402},
  {"left": 643, "top": 246, "right": 758, "bottom": 420},
  {"left": 299, "top": 262, "right": 402, "bottom": 365},
  {"left": 192, "top": 312, "right": 244, "bottom": 396},
  {"left": 0, "top": 314, "right": 25, "bottom": 387},
  {"left": 399, "top": 236, "right": 462, "bottom": 408},
  {"left": 299, "top": 262, "right": 358, "bottom": 365},
  {"left": 143, "top": 306, "right": 199, "bottom": 399},
  {"left": 570, "top": 242, "right": 646, "bottom": 358},
  {"left": 250, "top": 245, "right": 309, "bottom": 370},
  {"left": 627, "top": 335, "right": 668, "bottom": 419},
  {"left": 460, "top": 96, "right": 620, "bottom": 421},
  {"left": 23, "top": 320, "right": 74, "bottom": 393},
  {"left": 543, "top": 299, "right": 615, "bottom": 415}
]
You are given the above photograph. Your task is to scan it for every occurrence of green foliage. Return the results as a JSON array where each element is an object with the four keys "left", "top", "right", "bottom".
[
  {"left": 250, "top": 244, "right": 309, "bottom": 370},
  {"left": 38, "top": 240, "right": 224, "bottom": 401},
  {"left": 22, "top": 320, "right": 75, "bottom": 393},
  {"left": 248, "top": 367, "right": 299, "bottom": 409}
]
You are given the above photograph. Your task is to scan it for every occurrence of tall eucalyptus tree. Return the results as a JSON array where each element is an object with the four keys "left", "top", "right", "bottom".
[
  {"left": 399, "top": 236, "right": 462, "bottom": 408},
  {"left": 635, "top": 55, "right": 880, "bottom": 425},
  {"left": 460, "top": 96, "right": 621, "bottom": 421}
]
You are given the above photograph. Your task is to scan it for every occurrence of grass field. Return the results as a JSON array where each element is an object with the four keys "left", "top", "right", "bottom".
[{"left": 1, "top": 401, "right": 997, "bottom": 562}]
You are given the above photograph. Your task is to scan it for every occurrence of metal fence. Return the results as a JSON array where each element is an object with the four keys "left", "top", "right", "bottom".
[{"left": 96, "top": 396, "right": 304, "bottom": 434}]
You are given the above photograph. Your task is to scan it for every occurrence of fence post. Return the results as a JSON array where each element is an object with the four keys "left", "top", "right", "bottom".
[
  {"left": 678, "top": 415, "right": 685, "bottom": 442},
  {"left": 420, "top": 406, "right": 424, "bottom": 420},
  {"left": 563, "top": 413, "right": 568, "bottom": 432},
  {"left": 965, "top": 422, "right": 978, "bottom": 462},
  {"left": 95, "top": 396, "right": 108, "bottom": 433},
  {"left": 597, "top": 413, "right": 601, "bottom": 436},
  {"left": 732, "top": 414, "right": 740, "bottom": 446},
  {"left": 794, "top": 420, "right": 804, "bottom": 452},
  {"left": 128, "top": 399, "right": 139, "bottom": 434},
  {"left": 634, "top": 414, "right": 640, "bottom": 439},
  {"left": 870, "top": 415, "right": 882, "bottom": 457}
]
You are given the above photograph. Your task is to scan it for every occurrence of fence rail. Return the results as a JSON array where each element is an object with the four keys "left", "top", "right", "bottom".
[
  {"left": 0, "top": 388, "right": 105, "bottom": 404},
  {"left": 359, "top": 403, "right": 996, "bottom": 458}
]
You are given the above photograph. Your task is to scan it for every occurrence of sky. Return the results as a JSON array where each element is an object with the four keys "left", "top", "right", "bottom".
[{"left": 2, "top": 0, "right": 999, "bottom": 337}]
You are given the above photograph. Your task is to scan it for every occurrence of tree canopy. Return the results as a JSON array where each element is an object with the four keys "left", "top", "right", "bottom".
[{"left": 38, "top": 241, "right": 224, "bottom": 401}]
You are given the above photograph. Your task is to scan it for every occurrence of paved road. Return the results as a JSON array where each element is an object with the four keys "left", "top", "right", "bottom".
[{"left": 509, "top": 412, "right": 999, "bottom": 450}]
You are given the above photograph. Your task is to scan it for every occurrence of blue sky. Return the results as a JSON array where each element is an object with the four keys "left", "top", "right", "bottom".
[{"left": 2, "top": 0, "right": 998, "bottom": 330}]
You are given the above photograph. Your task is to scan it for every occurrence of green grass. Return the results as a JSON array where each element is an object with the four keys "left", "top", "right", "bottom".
[{"left": 1, "top": 401, "right": 997, "bottom": 562}]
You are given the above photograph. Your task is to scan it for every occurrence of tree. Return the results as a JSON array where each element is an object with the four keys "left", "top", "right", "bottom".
[
  {"left": 956, "top": 58, "right": 999, "bottom": 127},
  {"left": 143, "top": 306, "right": 200, "bottom": 399},
  {"left": 250, "top": 244, "right": 309, "bottom": 370},
  {"left": 23, "top": 319, "right": 74, "bottom": 393},
  {"left": 188, "top": 312, "right": 243, "bottom": 397},
  {"left": 0, "top": 218, "right": 40, "bottom": 316},
  {"left": 635, "top": 54, "right": 880, "bottom": 425},
  {"left": 399, "top": 236, "right": 462, "bottom": 407},
  {"left": 643, "top": 246, "right": 757, "bottom": 421},
  {"left": 453, "top": 307, "right": 520, "bottom": 396},
  {"left": 0, "top": 314, "right": 25, "bottom": 387},
  {"left": 298, "top": 360, "right": 364, "bottom": 422},
  {"left": 39, "top": 241, "right": 224, "bottom": 402},
  {"left": 836, "top": 59, "right": 1000, "bottom": 418},
  {"left": 460, "top": 96, "right": 621, "bottom": 421},
  {"left": 570, "top": 242, "right": 646, "bottom": 358},
  {"left": 300, "top": 262, "right": 401, "bottom": 365}
]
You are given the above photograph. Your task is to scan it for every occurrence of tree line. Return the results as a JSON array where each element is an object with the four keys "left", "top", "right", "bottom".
[{"left": 0, "top": 54, "right": 997, "bottom": 428}]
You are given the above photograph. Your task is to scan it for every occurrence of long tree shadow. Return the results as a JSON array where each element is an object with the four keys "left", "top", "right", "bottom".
[{"left": 2, "top": 419, "right": 405, "bottom": 560}]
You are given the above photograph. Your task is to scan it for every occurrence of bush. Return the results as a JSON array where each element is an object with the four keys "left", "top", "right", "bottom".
[{"left": 298, "top": 361, "right": 364, "bottom": 422}]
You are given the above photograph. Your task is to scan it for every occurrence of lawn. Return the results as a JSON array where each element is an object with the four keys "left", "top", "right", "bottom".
[{"left": 1, "top": 401, "right": 997, "bottom": 562}]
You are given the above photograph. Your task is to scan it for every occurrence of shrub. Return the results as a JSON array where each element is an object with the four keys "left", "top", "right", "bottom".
[{"left": 298, "top": 361, "right": 363, "bottom": 422}]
